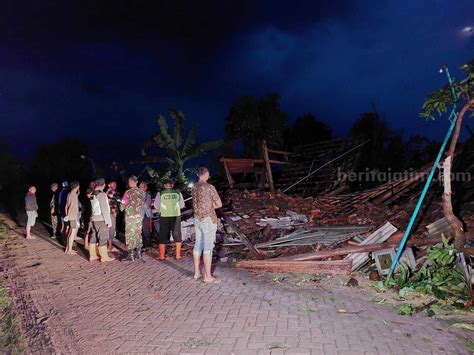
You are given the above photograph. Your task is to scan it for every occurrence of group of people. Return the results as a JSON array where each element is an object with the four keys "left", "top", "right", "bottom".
[{"left": 24, "top": 166, "right": 223, "bottom": 283}]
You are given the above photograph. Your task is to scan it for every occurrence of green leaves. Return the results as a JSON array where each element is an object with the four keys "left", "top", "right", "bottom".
[
  {"left": 140, "top": 109, "right": 222, "bottom": 184},
  {"left": 388, "top": 241, "right": 469, "bottom": 301},
  {"left": 399, "top": 304, "right": 414, "bottom": 316},
  {"left": 420, "top": 58, "right": 474, "bottom": 120}
]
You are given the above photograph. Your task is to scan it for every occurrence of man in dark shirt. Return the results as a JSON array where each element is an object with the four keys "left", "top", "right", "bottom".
[
  {"left": 58, "top": 181, "right": 70, "bottom": 244},
  {"left": 50, "top": 183, "right": 59, "bottom": 238}
]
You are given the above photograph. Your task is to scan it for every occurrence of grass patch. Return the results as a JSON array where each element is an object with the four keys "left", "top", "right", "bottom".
[
  {"left": 0, "top": 223, "right": 9, "bottom": 240},
  {"left": 0, "top": 221, "right": 23, "bottom": 353},
  {"left": 0, "top": 280, "right": 23, "bottom": 353},
  {"left": 466, "top": 339, "right": 474, "bottom": 352}
]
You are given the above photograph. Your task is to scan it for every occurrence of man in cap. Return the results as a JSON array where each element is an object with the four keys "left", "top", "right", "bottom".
[
  {"left": 89, "top": 178, "right": 115, "bottom": 262},
  {"left": 122, "top": 176, "right": 145, "bottom": 261}
]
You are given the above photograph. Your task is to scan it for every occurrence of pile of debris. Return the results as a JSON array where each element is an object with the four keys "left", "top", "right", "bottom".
[{"left": 219, "top": 185, "right": 454, "bottom": 278}]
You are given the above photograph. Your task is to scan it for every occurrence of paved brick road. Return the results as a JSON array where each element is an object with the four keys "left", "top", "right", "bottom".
[{"left": 0, "top": 215, "right": 471, "bottom": 354}]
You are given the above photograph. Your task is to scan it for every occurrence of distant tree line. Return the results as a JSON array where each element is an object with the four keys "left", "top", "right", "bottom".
[{"left": 223, "top": 92, "right": 441, "bottom": 179}]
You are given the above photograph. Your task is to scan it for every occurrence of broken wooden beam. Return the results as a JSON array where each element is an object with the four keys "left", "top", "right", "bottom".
[
  {"left": 235, "top": 259, "right": 352, "bottom": 275},
  {"left": 280, "top": 235, "right": 443, "bottom": 262},
  {"left": 224, "top": 217, "right": 266, "bottom": 260}
]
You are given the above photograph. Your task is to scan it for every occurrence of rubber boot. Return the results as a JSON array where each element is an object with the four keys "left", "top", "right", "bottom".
[
  {"left": 158, "top": 244, "right": 166, "bottom": 260},
  {"left": 89, "top": 243, "right": 99, "bottom": 261},
  {"left": 123, "top": 249, "right": 135, "bottom": 262},
  {"left": 98, "top": 245, "right": 115, "bottom": 262},
  {"left": 175, "top": 242, "right": 182, "bottom": 259}
]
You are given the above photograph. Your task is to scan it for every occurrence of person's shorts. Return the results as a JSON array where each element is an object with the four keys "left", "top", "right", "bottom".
[
  {"left": 69, "top": 220, "right": 80, "bottom": 229},
  {"left": 26, "top": 211, "right": 37, "bottom": 227},
  {"left": 193, "top": 217, "right": 217, "bottom": 254}
]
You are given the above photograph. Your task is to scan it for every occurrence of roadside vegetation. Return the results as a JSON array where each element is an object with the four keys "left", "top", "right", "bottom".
[{"left": 0, "top": 220, "right": 24, "bottom": 354}]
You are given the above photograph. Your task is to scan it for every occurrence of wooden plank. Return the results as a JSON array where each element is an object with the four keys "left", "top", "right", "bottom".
[
  {"left": 224, "top": 217, "right": 266, "bottom": 260},
  {"left": 235, "top": 259, "right": 352, "bottom": 275},
  {"left": 268, "top": 160, "right": 289, "bottom": 165},
  {"left": 262, "top": 140, "right": 274, "bottom": 191},
  {"left": 267, "top": 148, "right": 291, "bottom": 155},
  {"left": 281, "top": 235, "right": 443, "bottom": 261},
  {"left": 220, "top": 158, "right": 264, "bottom": 163}
]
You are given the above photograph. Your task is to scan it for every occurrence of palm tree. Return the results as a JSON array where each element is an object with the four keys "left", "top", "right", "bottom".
[{"left": 141, "top": 109, "right": 222, "bottom": 183}]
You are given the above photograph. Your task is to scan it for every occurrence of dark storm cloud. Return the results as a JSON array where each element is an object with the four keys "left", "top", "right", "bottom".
[
  {"left": 0, "top": 0, "right": 473, "bottom": 161},
  {"left": 0, "top": 1, "right": 358, "bottom": 48}
]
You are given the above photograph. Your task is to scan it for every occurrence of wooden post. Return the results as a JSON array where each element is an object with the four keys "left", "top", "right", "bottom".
[
  {"left": 261, "top": 140, "right": 274, "bottom": 191},
  {"left": 225, "top": 217, "right": 266, "bottom": 260},
  {"left": 221, "top": 159, "right": 235, "bottom": 188}
]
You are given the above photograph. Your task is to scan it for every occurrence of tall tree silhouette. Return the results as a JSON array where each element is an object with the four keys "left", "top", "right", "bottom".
[
  {"left": 286, "top": 113, "right": 332, "bottom": 149},
  {"left": 225, "top": 93, "right": 288, "bottom": 157}
]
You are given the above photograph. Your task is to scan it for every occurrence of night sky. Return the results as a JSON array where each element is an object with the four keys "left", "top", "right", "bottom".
[{"left": 1, "top": 0, "right": 473, "bottom": 165}]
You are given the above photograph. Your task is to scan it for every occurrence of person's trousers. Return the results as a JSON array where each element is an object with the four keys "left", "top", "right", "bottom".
[
  {"left": 51, "top": 213, "right": 58, "bottom": 234},
  {"left": 90, "top": 221, "right": 109, "bottom": 246},
  {"left": 159, "top": 216, "right": 182, "bottom": 244},
  {"left": 193, "top": 217, "right": 217, "bottom": 255},
  {"left": 142, "top": 217, "right": 152, "bottom": 247},
  {"left": 109, "top": 214, "right": 117, "bottom": 241}
]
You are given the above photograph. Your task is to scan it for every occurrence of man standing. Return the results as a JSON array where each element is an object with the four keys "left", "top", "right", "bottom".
[
  {"left": 89, "top": 178, "right": 114, "bottom": 262},
  {"left": 65, "top": 181, "right": 80, "bottom": 255},
  {"left": 25, "top": 186, "right": 38, "bottom": 240},
  {"left": 139, "top": 181, "right": 152, "bottom": 248},
  {"left": 192, "top": 167, "right": 222, "bottom": 283},
  {"left": 50, "top": 183, "right": 59, "bottom": 238},
  {"left": 122, "top": 176, "right": 145, "bottom": 261},
  {"left": 106, "top": 181, "right": 121, "bottom": 252},
  {"left": 155, "top": 179, "right": 185, "bottom": 260},
  {"left": 58, "top": 181, "right": 70, "bottom": 244},
  {"left": 81, "top": 188, "right": 94, "bottom": 251}
]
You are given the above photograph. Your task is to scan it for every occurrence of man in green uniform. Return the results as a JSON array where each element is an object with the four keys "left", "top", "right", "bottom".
[
  {"left": 122, "top": 175, "right": 145, "bottom": 261},
  {"left": 155, "top": 179, "right": 185, "bottom": 260}
]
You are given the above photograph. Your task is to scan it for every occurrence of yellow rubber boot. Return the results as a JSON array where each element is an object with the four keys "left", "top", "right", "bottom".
[
  {"left": 89, "top": 243, "right": 99, "bottom": 261},
  {"left": 99, "top": 245, "right": 115, "bottom": 262},
  {"left": 175, "top": 242, "right": 182, "bottom": 259},
  {"left": 158, "top": 244, "right": 166, "bottom": 260}
]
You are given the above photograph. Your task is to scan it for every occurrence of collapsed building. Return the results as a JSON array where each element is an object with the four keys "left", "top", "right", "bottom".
[{"left": 210, "top": 137, "right": 474, "bottom": 278}]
